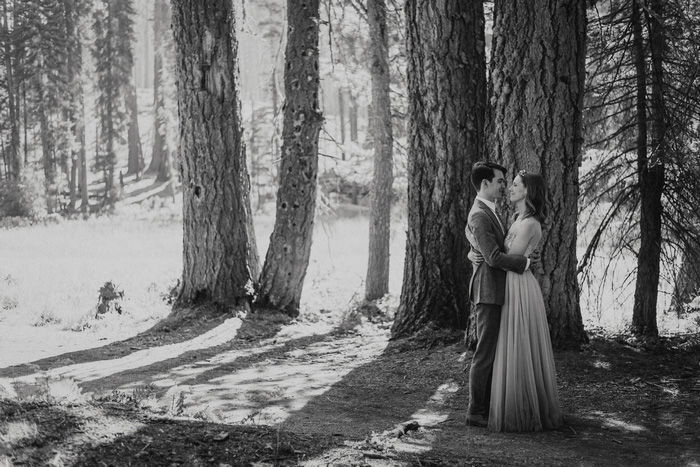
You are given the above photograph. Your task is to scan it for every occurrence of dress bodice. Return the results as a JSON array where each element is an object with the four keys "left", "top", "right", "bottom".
[{"left": 505, "top": 217, "right": 539, "bottom": 257}]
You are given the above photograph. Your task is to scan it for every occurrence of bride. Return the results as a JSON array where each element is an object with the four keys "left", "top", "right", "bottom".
[{"left": 487, "top": 170, "right": 564, "bottom": 432}]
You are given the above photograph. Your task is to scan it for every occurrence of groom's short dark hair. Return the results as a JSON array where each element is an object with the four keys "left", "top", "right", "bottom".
[{"left": 471, "top": 162, "right": 507, "bottom": 190}]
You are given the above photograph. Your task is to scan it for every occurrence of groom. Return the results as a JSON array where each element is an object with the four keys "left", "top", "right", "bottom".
[{"left": 464, "top": 161, "right": 531, "bottom": 427}]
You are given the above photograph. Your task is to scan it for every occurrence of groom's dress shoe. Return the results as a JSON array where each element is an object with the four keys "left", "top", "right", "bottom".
[{"left": 465, "top": 414, "right": 488, "bottom": 428}]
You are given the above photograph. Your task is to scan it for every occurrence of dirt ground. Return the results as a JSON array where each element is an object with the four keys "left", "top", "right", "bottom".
[{"left": 1, "top": 305, "right": 700, "bottom": 467}]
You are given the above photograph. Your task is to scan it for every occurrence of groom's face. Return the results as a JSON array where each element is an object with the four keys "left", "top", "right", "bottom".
[{"left": 484, "top": 169, "right": 507, "bottom": 201}]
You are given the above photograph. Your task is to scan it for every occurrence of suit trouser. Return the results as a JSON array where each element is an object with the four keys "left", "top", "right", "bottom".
[{"left": 468, "top": 302, "right": 502, "bottom": 416}]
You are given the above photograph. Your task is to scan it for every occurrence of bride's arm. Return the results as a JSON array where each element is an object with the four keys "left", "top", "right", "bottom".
[{"left": 507, "top": 220, "right": 541, "bottom": 256}]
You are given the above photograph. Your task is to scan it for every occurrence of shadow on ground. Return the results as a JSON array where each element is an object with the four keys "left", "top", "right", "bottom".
[
  {"left": 0, "top": 305, "right": 277, "bottom": 379},
  {"left": 2, "top": 311, "right": 700, "bottom": 466}
]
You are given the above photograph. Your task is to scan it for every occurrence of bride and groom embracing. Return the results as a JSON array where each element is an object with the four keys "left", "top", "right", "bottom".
[{"left": 464, "top": 161, "right": 563, "bottom": 432}]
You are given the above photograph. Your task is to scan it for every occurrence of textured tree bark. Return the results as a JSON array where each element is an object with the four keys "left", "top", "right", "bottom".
[
  {"left": 364, "top": 0, "right": 394, "bottom": 302},
  {"left": 257, "top": 0, "right": 323, "bottom": 316},
  {"left": 488, "top": 0, "right": 588, "bottom": 349},
  {"left": 391, "top": 0, "right": 484, "bottom": 337},
  {"left": 172, "top": 0, "right": 259, "bottom": 308},
  {"left": 632, "top": 0, "right": 665, "bottom": 336}
]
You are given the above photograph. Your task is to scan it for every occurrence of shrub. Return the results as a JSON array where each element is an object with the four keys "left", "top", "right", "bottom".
[{"left": 0, "top": 171, "right": 47, "bottom": 219}]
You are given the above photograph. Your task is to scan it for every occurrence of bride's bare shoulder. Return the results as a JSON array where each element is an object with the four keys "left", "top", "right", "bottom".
[{"left": 519, "top": 217, "right": 542, "bottom": 235}]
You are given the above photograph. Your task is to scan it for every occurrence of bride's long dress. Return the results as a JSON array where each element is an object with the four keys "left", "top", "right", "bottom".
[{"left": 488, "top": 218, "right": 564, "bottom": 432}]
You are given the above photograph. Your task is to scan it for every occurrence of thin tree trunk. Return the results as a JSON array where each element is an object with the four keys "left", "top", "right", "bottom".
[
  {"left": 488, "top": 0, "right": 588, "bottom": 349},
  {"left": 172, "top": 0, "right": 259, "bottom": 308},
  {"left": 338, "top": 87, "right": 346, "bottom": 160},
  {"left": 126, "top": 77, "right": 144, "bottom": 176},
  {"left": 257, "top": 0, "right": 323, "bottom": 317},
  {"left": 1, "top": 140, "right": 5, "bottom": 180},
  {"left": 349, "top": 96, "right": 359, "bottom": 143},
  {"left": 148, "top": 0, "right": 171, "bottom": 183},
  {"left": 79, "top": 98, "right": 89, "bottom": 213},
  {"left": 22, "top": 62, "right": 27, "bottom": 166},
  {"left": 103, "top": 4, "right": 116, "bottom": 203},
  {"left": 365, "top": 0, "right": 394, "bottom": 302},
  {"left": 38, "top": 75, "right": 56, "bottom": 213},
  {"left": 391, "top": 0, "right": 485, "bottom": 337},
  {"left": 632, "top": 0, "right": 665, "bottom": 336},
  {"left": 62, "top": 0, "right": 82, "bottom": 212},
  {"left": 2, "top": 0, "right": 21, "bottom": 181}
]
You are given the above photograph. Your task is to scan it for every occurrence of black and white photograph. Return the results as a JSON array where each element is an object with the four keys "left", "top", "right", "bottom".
[{"left": 1, "top": 0, "right": 699, "bottom": 465}]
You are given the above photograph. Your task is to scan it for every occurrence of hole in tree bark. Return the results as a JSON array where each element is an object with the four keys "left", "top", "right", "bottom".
[{"left": 194, "top": 186, "right": 202, "bottom": 198}]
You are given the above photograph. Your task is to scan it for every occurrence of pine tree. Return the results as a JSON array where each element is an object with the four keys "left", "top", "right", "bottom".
[
  {"left": 60, "top": 0, "right": 90, "bottom": 213},
  {"left": 256, "top": 0, "right": 324, "bottom": 316},
  {"left": 391, "top": 0, "right": 486, "bottom": 337},
  {"left": 1, "top": 0, "right": 21, "bottom": 181},
  {"left": 147, "top": 0, "right": 176, "bottom": 184},
  {"left": 365, "top": 0, "right": 394, "bottom": 302},
  {"left": 172, "top": 0, "right": 259, "bottom": 308},
  {"left": 580, "top": 0, "right": 700, "bottom": 334},
  {"left": 92, "top": 0, "right": 135, "bottom": 204},
  {"left": 488, "top": 0, "right": 588, "bottom": 349}
]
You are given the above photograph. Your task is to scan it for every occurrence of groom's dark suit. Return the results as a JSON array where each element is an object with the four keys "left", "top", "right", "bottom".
[{"left": 465, "top": 198, "right": 528, "bottom": 419}]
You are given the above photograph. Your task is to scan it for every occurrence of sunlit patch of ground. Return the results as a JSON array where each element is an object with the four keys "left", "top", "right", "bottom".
[
  {"left": 6, "top": 318, "right": 244, "bottom": 387},
  {"left": 173, "top": 330, "right": 389, "bottom": 424}
]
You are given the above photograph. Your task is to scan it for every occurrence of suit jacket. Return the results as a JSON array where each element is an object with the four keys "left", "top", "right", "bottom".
[{"left": 466, "top": 199, "right": 528, "bottom": 306}]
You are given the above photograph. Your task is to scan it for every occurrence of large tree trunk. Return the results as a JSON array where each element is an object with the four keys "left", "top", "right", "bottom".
[
  {"left": 364, "top": 0, "right": 394, "bottom": 302},
  {"left": 2, "top": 0, "right": 21, "bottom": 181},
  {"left": 391, "top": 0, "right": 484, "bottom": 337},
  {"left": 632, "top": 0, "right": 665, "bottom": 336},
  {"left": 257, "top": 0, "right": 323, "bottom": 317},
  {"left": 148, "top": 0, "right": 173, "bottom": 183},
  {"left": 488, "top": 0, "right": 588, "bottom": 349},
  {"left": 126, "top": 79, "right": 144, "bottom": 176},
  {"left": 172, "top": 0, "right": 259, "bottom": 308}
]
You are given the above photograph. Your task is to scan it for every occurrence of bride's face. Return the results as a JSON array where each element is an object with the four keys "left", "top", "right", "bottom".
[{"left": 509, "top": 176, "right": 527, "bottom": 203}]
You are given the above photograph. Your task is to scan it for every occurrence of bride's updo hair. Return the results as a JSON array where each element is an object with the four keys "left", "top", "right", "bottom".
[{"left": 517, "top": 170, "right": 547, "bottom": 223}]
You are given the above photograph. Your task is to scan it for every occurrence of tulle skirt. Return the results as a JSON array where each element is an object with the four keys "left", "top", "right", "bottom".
[{"left": 488, "top": 270, "right": 564, "bottom": 432}]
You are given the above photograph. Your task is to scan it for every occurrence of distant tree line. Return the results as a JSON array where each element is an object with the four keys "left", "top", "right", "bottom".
[{"left": 0, "top": 0, "right": 175, "bottom": 216}]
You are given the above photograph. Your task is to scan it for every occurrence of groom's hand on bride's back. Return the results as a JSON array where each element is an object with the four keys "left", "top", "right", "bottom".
[
  {"left": 468, "top": 248, "right": 484, "bottom": 265},
  {"left": 529, "top": 249, "right": 541, "bottom": 266}
]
